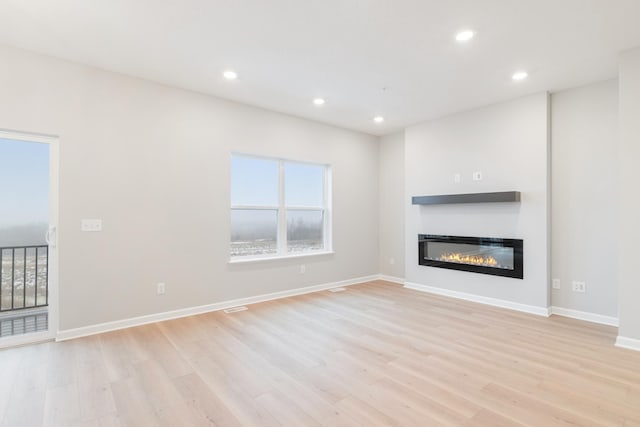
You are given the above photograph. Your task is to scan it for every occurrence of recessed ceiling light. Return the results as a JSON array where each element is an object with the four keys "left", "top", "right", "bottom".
[
  {"left": 223, "top": 70, "right": 238, "bottom": 80},
  {"left": 512, "top": 71, "right": 528, "bottom": 81},
  {"left": 373, "top": 116, "right": 385, "bottom": 123},
  {"left": 313, "top": 98, "right": 325, "bottom": 106},
  {"left": 455, "top": 30, "right": 475, "bottom": 42}
]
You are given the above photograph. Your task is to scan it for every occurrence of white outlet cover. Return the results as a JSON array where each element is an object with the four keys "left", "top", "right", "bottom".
[
  {"left": 472, "top": 171, "right": 483, "bottom": 181},
  {"left": 300, "top": 265, "right": 306, "bottom": 274},
  {"left": 157, "top": 282, "right": 166, "bottom": 295},
  {"left": 81, "top": 219, "right": 102, "bottom": 232},
  {"left": 572, "top": 281, "right": 586, "bottom": 293},
  {"left": 552, "top": 279, "right": 560, "bottom": 290},
  {"left": 454, "top": 173, "right": 461, "bottom": 183}
]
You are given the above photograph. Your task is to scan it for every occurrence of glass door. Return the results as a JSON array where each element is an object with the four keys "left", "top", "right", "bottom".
[{"left": 0, "top": 130, "right": 58, "bottom": 347}]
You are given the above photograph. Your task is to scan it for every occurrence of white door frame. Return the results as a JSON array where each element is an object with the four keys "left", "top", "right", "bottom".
[{"left": 0, "top": 128, "right": 59, "bottom": 348}]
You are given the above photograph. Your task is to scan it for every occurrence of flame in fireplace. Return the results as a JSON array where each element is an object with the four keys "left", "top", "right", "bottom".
[{"left": 438, "top": 252, "right": 498, "bottom": 267}]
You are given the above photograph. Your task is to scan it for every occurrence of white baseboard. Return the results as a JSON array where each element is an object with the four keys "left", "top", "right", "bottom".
[
  {"left": 404, "top": 281, "right": 550, "bottom": 317},
  {"left": 56, "top": 274, "right": 379, "bottom": 342},
  {"left": 377, "top": 274, "right": 405, "bottom": 285},
  {"left": 615, "top": 336, "right": 640, "bottom": 352},
  {"left": 550, "top": 306, "right": 619, "bottom": 327}
]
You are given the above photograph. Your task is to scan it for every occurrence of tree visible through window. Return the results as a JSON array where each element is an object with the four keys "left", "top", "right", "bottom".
[{"left": 230, "top": 154, "right": 330, "bottom": 259}]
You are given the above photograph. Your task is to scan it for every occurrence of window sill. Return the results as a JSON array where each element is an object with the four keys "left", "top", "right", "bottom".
[{"left": 228, "top": 251, "right": 335, "bottom": 264}]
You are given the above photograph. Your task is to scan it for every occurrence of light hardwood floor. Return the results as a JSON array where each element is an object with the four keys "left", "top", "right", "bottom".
[{"left": 1, "top": 280, "right": 639, "bottom": 426}]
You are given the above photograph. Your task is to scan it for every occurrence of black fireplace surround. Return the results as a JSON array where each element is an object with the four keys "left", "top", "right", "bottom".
[{"left": 418, "top": 234, "right": 523, "bottom": 279}]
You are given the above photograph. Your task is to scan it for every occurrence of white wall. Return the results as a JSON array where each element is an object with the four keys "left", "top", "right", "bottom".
[
  {"left": 618, "top": 47, "right": 640, "bottom": 343},
  {"left": 0, "top": 45, "right": 380, "bottom": 331},
  {"left": 378, "top": 132, "right": 405, "bottom": 280},
  {"left": 404, "top": 93, "right": 550, "bottom": 310},
  {"left": 550, "top": 80, "right": 618, "bottom": 317}
]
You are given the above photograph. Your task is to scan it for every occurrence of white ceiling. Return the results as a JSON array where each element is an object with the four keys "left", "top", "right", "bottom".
[{"left": 0, "top": 0, "right": 639, "bottom": 136}]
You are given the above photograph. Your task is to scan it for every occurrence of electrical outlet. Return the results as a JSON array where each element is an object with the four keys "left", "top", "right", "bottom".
[
  {"left": 454, "top": 173, "right": 461, "bottom": 183},
  {"left": 300, "top": 265, "right": 306, "bottom": 274},
  {"left": 472, "top": 171, "right": 483, "bottom": 181},
  {"left": 157, "top": 282, "right": 166, "bottom": 295},
  {"left": 552, "top": 279, "right": 560, "bottom": 290},
  {"left": 81, "top": 219, "right": 102, "bottom": 232},
  {"left": 572, "top": 281, "right": 586, "bottom": 293},
  {"left": 389, "top": 257, "right": 395, "bottom": 265}
]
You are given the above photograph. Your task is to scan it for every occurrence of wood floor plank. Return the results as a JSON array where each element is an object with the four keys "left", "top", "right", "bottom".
[
  {"left": 334, "top": 396, "right": 402, "bottom": 427},
  {"left": 172, "top": 373, "right": 242, "bottom": 427},
  {"left": 1, "top": 280, "right": 640, "bottom": 426},
  {"left": 109, "top": 376, "right": 162, "bottom": 427},
  {"left": 43, "top": 383, "right": 81, "bottom": 427},
  {"left": 0, "top": 343, "right": 24, "bottom": 423},
  {"left": 254, "top": 390, "right": 323, "bottom": 426},
  {"left": 1, "top": 343, "right": 48, "bottom": 427}
]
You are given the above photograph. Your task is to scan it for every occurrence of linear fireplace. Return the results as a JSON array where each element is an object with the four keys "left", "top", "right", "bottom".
[{"left": 418, "top": 234, "right": 523, "bottom": 279}]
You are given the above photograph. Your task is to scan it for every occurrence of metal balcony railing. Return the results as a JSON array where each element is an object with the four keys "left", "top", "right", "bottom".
[{"left": 0, "top": 245, "right": 48, "bottom": 313}]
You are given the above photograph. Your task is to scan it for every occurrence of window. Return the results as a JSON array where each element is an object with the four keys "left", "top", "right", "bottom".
[{"left": 230, "top": 154, "right": 331, "bottom": 259}]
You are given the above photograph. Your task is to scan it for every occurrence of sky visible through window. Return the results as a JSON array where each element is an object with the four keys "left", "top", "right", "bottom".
[
  {"left": 230, "top": 155, "right": 326, "bottom": 257},
  {"left": 230, "top": 155, "right": 324, "bottom": 207},
  {"left": 231, "top": 156, "right": 279, "bottom": 206},
  {"left": 285, "top": 162, "right": 323, "bottom": 207},
  {"left": 0, "top": 138, "right": 49, "bottom": 246}
]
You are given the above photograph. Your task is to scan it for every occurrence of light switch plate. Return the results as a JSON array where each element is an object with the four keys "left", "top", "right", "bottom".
[{"left": 81, "top": 219, "right": 102, "bottom": 232}]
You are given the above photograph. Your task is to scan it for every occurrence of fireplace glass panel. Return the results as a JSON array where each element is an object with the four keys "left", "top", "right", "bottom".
[
  {"left": 425, "top": 242, "right": 514, "bottom": 270},
  {"left": 418, "top": 234, "right": 523, "bottom": 279}
]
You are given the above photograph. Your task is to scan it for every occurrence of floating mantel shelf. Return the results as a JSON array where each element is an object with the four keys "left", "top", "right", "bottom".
[{"left": 412, "top": 191, "right": 521, "bottom": 205}]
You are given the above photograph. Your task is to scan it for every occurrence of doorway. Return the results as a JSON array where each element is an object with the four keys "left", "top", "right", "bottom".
[{"left": 0, "top": 129, "right": 58, "bottom": 348}]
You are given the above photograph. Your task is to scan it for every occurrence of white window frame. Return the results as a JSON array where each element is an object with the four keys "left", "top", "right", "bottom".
[{"left": 229, "top": 153, "right": 333, "bottom": 262}]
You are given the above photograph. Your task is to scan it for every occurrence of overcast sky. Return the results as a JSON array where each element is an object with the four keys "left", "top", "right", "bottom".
[
  {"left": 231, "top": 155, "right": 323, "bottom": 207},
  {"left": 0, "top": 138, "right": 49, "bottom": 229}
]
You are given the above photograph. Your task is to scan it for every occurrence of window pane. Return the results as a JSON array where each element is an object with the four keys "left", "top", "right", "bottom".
[
  {"left": 231, "top": 155, "right": 278, "bottom": 206},
  {"left": 231, "top": 209, "right": 278, "bottom": 257},
  {"left": 287, "top": 210, "right": 324, "bottom": 253},
  {"left": 0, "top": 138, "right": 49, "bottom": 247},
  {"left": 285, "top": 162, "right": 324, "bottom": 207}
]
